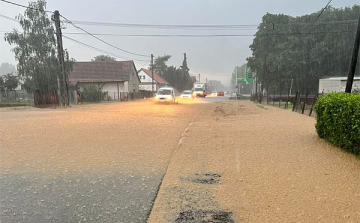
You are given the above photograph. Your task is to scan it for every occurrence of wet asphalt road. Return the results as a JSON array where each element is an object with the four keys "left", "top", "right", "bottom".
[{"left": 0, "top": 97, "right": 228, "bottom": 223}]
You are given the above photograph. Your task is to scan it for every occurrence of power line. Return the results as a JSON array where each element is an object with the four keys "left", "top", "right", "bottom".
[
  {"left": 62, "top": 35, "right": 149, "bottom": 62},
  {"left": 0, "top": 1, "right": 150, "bottom": 59},
  {"left": 59, "top": 31, "right": 355, "bottom": 37},
  {"left": 0, "top": 0, "right": 53, "bottom": 13},
  {"left": 0, "top": 13, "right": 17, "bottom": 22},
  {"left": 69, "top": 19, "right": 358, "bottom": 30},
  {"left": 68, "top": 20, "right": 259, "bottom": 29},
  {"left": 60, "top": 15, "right": 150, "bottom": 58},
  {"left": 314, "top": 0, "right": 333, "bottom": 23},
  {"left": 62, "top": 33, "right": 257, "bottom": 37},
  {"left": 1, "top": 30, "right": 355, "bottom": 37}
]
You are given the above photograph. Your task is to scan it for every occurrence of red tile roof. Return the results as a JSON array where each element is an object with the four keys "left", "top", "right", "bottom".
[{"left": 139, "top": 68, "right": 168, "bottom": 85}]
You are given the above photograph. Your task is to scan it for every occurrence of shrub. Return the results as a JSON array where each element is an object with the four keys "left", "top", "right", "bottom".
[
  {"left": 81, "top": 84, "right": 105, "bottom": 102},
  {"left": 315, "top": 93, "right": 360, "bottom": 156}
]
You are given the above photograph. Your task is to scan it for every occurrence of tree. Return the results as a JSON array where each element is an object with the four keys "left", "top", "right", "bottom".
[
  {"left": 3, "top": 73, "right": 19, "bottom": 91},
  {"left": 179, "top": 53, "right": 192, "bottom": 90},
  {"left": 91, "top": 55, "right": 116, "bottom": 62},
  {"left": 0, "top": 63, "right": 16, "bottom": 75},
  {"left": 247, "top": 5, "right": 360, "bottom": 94},
  {"left": 150, "top": 55, "right": 172, "bottom": 78},
  {"left": 0, "top": 76, "right": 4, "bottom": 91},
  {"left": 4, "top": 0, "right": 73, "bottom": 93},
  {"left": 148, "top": 54, "right": 193, "bottom": 92}
]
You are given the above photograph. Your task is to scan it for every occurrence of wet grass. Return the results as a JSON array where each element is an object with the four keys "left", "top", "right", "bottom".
[{"left": 256, "top": 104, "right": 267, "bottom": 110}]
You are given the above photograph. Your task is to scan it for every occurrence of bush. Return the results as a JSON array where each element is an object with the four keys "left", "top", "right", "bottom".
[
  {"left": 81, "top": 84, "right": 105, "bottom": 102},
  {"left": 315, "top": 93, "right": 360, "bottom": 156}
]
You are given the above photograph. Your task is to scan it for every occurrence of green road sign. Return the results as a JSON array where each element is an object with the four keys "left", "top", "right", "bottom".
[{"left": 244, "top": 67, "right": 253, "bottom": 84}]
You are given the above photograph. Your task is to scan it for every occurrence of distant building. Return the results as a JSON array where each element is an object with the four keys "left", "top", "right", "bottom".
[
  {"left": 137, "top": 68, "right": 169, "bottom": 92},
  {"left": 319, "top": 77, "right": 360, "bottom": 94},
  {"left": 69, "top": 61, "right": 140, "bottom": 100}
]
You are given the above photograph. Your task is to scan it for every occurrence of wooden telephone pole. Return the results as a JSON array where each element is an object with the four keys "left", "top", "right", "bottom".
[
  {"left": 345, "top": 16, "right": 360, "bottom": 93},
  {"left": 54, "top": 10, "right": 69, "bottom": 106},
  {"left": 151, "top": 54, "right": 154, "bottom": 94}
]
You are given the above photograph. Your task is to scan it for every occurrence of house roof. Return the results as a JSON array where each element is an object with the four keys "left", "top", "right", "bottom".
[
  {"left": 139, "top": 68, "right": 168, "bottom": 84},
  {"left": 69, "top": 61, "right": 138, "bottom": 83}
]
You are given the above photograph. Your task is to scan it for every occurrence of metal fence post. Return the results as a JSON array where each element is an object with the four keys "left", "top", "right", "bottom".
[
  {"left": 273, "top": 90, "right": 275, "bottom": 106},
  {"left": 279, "top": 88, "right": 281, "bottom": 108},
  {"left": 292, "top": 91, "right": 299, "bottom": 112},
  {"left": 295, "top": 91, "right": 300, "bottom": 112},
  {"left": 309, "top": 94, "right": 318, "bottom": 117},
  {"left": 285, "top": 88, "right": 290, "bottom": 108},
  {"left": 302, "top": 93, "right": 308, "bottom": 114}
]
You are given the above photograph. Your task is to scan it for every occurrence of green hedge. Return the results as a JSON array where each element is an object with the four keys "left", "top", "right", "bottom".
[{"left": 315, "top": 93, "right": 360, "bottom": 156}]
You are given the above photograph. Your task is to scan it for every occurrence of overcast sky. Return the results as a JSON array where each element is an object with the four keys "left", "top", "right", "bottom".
[{"left": 0, "top": 0, "right": 358, "bottom": 86}]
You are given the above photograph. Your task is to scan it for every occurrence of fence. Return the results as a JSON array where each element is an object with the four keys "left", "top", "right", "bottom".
[
  {"left": 251, "top": 90, "right": 319, "bottom": 117},
  {"left": 0, "top": 90, "right": 34, "bottom": 106},
  {"left": 102, "top": 91, "right": 152, "bottom": 102},
  {"left": 80, "top": 90, "right": 152, "bottom": 103},
  {"left": 1, "top": 90, "right": 33, "bottom": 101}
]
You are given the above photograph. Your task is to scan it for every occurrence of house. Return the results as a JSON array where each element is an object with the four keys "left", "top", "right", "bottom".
[
  {"left": 138, "top": 68, "right": 169, "bottom": 92},
  {"left": 69, "top": 61, "right": 140, "bottom": 100}
]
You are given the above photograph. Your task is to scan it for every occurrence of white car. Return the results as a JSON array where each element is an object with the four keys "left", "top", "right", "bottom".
[
  {"left": 180, "top": 90, "right": 194, "bottom": 99},
  {"left": 154, "top": 87, "right": 176, "bottom": 103}
]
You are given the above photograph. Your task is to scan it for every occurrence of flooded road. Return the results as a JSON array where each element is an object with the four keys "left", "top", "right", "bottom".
[
  {"left": 0, "top": 100, "right": 211, "bottom": 222},
  {"left": 2, "top": 97, "right": 359, "bottom": 223}
]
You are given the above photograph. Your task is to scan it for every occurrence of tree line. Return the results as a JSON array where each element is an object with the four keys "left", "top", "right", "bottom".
[
  {"left": 149, "top": 54, "right": 193, "bottom": 92},
  {"left": 247, "top": 5, "right": 360, "bottom": 94}
]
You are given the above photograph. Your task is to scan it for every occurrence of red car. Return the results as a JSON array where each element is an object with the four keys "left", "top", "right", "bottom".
[{"left": 217, "top": 91, "right": 224, "bottom": 96}]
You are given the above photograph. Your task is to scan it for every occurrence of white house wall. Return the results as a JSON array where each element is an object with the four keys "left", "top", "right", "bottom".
[
  {"left": 138, "top": 70, "right": 153, "bottom": 83},
  {"left": 77, "top": 82, "right": 127, "bottom": 100},
  {"left": 128, "top": 67, "right": 140, "bottom": 93}
]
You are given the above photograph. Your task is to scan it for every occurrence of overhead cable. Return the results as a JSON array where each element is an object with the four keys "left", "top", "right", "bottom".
[
  {"left": 63, "top": 35, "right": 150, "bottom": 62},
  {"left": 0, "top": 0, "right": 53, "bottom": 13}
]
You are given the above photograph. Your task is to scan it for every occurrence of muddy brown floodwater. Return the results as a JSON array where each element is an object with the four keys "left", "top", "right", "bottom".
[
  {"left": 1, "top": 100, "right": 360, "bottom": 223},
  {"left": 0, "top": 101, "right": 203, "bottom": 222}
]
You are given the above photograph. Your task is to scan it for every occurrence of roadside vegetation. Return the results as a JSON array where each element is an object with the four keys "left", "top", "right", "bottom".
[
  {"left": 315, "top": 93, "right": 360, "bottom": 156},
  {"left": 246, "top": 5, "right": 359, "bottom": 94},
  {"left": 81, "top": 84, "right": 106, "bottom": 103}
]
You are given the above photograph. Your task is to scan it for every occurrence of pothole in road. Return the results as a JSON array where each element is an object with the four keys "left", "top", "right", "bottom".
[
  {"left": 175, "top": 210, "right": 234, "bottom": 223},
  {"left": 183, "top": 172, "right": 222, "bottom": 185}
]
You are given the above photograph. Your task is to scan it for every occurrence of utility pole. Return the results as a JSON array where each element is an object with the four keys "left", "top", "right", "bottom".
[
  {"left": 151, "top": 54, "right": 154, "bottom": 94},
  {"left": 54, "top": 10, "right": 68, "bottom": 106},
  {"left": 198, "top": 74, "right": 201, "bottom": 82},
  {"left": 345, "top": 16, "right": 360, "bottom": 93}
]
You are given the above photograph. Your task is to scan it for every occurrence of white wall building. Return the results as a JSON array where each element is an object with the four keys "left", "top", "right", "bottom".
[
  {"left": 70, "top": 61, "right": 140, "bottom": 100},
  {"left": 138, "top": 68, "right": 169, "bottom": 92},
  {"left": 319, "top": 77, "right": 360, "bottom": 94}
]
